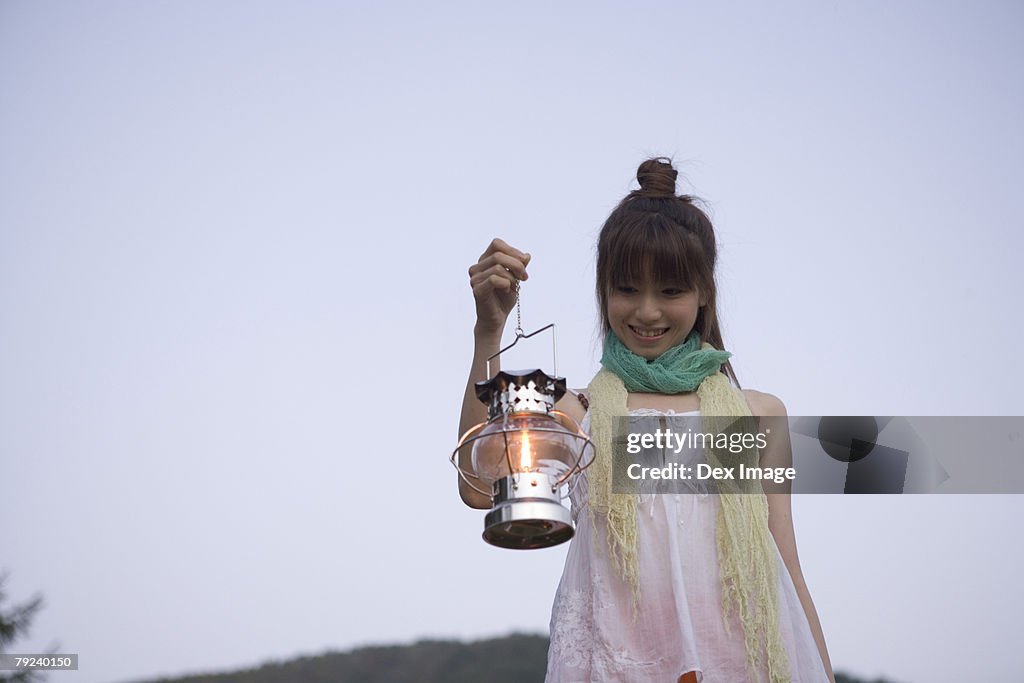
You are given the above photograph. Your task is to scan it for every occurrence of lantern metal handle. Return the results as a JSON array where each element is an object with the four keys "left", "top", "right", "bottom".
[{"left": 486, "top": 323, "right": 557, "bottom": 380}]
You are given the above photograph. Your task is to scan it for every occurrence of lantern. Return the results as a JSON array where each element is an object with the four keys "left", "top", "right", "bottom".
[{"left": 453, "top": 361, "right": 595, "bottom": 549}]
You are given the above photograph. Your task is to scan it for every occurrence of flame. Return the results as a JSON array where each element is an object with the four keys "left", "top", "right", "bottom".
[{"left": 520, "top": 428, "right": 533, "bottom": 471}]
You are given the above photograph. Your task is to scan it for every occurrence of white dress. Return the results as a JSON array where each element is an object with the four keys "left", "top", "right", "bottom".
[{"left": 546, "top": 408, "right": 830, "bottom": 683}]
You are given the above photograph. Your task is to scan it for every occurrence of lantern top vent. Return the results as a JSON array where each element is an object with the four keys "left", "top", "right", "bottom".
[{"left": 475, "top": 369, "right": 567, "bottom": 418}]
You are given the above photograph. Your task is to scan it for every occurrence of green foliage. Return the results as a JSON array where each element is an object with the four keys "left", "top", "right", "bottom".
[
  {"left": 836, "top": 674, "right": 904, "bottom": 683},
  {"left": 0, "top": 569, "right": 47, "bottom": 683},
  {"left": 135, "top": 633, "right": 548, "bottom": 683}
]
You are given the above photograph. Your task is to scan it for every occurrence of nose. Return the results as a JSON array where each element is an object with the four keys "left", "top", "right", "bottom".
[{"left": 636, "top": 293, "right": 662, "bottom": 323}]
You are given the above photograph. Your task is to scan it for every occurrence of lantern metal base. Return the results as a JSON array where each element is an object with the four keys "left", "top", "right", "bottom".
[{"left": 483, "top": 473, "right": 574, "bottom": 549}]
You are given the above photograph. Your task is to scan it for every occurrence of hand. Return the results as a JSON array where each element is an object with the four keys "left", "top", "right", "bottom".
[{"left": 468, "top": 238, "right": 531, "bottom": 337}]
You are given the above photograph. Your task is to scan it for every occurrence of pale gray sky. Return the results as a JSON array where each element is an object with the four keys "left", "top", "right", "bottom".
[{"left": 2, "top": 2, "right": 1022, "bottom": 682}]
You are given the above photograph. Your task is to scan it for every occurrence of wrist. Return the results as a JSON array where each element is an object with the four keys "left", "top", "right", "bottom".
[{"left": 473, "top": 322, "right": 504, "bottom": 346}]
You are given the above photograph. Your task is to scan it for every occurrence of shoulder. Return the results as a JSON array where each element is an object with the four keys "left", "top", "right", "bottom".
[
  {"left": 554, "top": 388, "right": 588, "bottom": 424},
  {"left": 741, "top": 389, "right": 788, "bottom": 417}
]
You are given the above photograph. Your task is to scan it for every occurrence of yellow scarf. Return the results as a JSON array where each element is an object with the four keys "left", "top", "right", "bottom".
[{"left": 586, "top": 350, "right": 791, "bottom": 683}]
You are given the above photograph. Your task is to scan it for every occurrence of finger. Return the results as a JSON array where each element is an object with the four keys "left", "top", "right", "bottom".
[
  {"left": 472, "top": 274, "right": 515, "bottom": 299},
  {"left": 481, "top": 252, "right": 528, "bottom": 280},
  {"left": 469, "top": 251, "right": 529, "bottom": 280},
  {"left": 470, "top": 263, "right": 519, "bottom": 290},
  {"left": 479, "top": 237, "right": 530, "bottom": 265}
]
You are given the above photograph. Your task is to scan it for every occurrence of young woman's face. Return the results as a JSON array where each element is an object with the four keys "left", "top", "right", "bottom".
[{"left": 607, "top": 278, "right": 703, "bottom": 360}]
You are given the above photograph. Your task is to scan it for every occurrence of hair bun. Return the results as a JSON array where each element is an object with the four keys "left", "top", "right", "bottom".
[{"left": 636, "top": 157, "right": 678, "bottom": 197}]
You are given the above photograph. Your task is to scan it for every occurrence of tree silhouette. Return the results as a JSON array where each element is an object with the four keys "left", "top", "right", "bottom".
[{"left": 0, "top": 569, "right": 49, "bottom": 683}]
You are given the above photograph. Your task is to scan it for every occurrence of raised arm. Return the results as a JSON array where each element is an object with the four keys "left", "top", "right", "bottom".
[
  {"left": 457, "top": 238, "right": 531, "bottom": 509},
  {"left": 748, "top": 390, "right": 837, "bottom": 683}
]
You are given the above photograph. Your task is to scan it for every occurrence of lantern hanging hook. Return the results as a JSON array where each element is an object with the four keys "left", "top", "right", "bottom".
[{"left": 485, "top": 278, "right": 557, "bottom": 379}]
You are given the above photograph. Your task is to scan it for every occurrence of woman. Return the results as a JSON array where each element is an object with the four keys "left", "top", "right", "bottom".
[{"left": 458, "top": 157, "right": 836, "bottom": 683}]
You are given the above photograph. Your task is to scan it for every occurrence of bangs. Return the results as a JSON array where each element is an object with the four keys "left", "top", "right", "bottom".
[{"left": 605, "top": 214, "right": 702, "bottom": 291}]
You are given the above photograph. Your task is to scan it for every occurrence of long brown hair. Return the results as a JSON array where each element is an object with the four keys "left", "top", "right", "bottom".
[{"left": 595, "top": 156, "right": 739, "bottom": 386}]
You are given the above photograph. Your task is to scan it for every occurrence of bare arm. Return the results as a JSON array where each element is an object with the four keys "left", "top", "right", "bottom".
[
  {"left": 750, "top": 391, "right": 837, "bottom": 683},
  {"left": 456, "top": 239, "right": 531, "bottom": 509},
  {"left": 456, "top": 325, "right": 503, "bottom": 509}
]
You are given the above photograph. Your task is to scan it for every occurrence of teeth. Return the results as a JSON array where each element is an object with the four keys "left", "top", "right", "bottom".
[{"left": 632, "top": 326, "right": 667, "bottom": 338}]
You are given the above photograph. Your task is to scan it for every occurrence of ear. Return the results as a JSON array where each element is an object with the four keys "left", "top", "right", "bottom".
[{"left": 698, "top": 290, "right": 708, "bottom": 307}]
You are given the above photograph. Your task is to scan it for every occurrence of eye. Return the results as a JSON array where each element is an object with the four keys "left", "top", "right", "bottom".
[
  {"left": 615, "top": 286, "right": 637, "bottom": 294},
  {"left": 662, "top": 287, "right": 687, "bottom": 296}
]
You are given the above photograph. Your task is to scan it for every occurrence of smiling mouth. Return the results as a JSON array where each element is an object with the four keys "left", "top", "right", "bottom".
[{"left": 629, "top": 325, "right": 668, "bottom": 339}]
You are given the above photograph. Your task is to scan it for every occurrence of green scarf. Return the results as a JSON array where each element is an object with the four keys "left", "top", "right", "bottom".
[
  {"left": 587, "top": 330, "right": 791, "bottom": 683},
  {"left": 600, "top": 328, "right": 731, "bottom": 393}
]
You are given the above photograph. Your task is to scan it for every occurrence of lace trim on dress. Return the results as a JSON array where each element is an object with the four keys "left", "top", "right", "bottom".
[
  {"left": 548, "top": 589, "right": 592, "bottom": 672},
  {"left": 627, "top": 408, "right": 699, "bottom": 416},
  {"left": 549, "top": 586, "right": 672, "bottom": 678}
]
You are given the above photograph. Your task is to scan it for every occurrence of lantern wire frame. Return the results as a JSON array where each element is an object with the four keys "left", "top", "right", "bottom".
[{"left": 450, "top": 409, "right": 596, "bottom": 499}]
